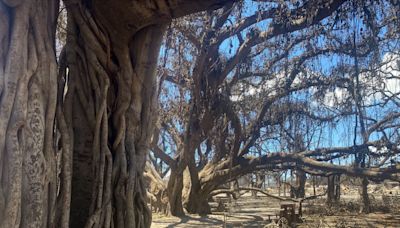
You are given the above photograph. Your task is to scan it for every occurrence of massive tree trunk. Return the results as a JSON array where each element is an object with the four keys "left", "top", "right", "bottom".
[
  {"left": 184, "top": 160, "right": 235, "bottom": 215},
  {"left": 184, "top": 187, "right": 211, "bottom": 215},
  {"left": 0, "top": 0, "right": 242, "bottom": 227},
  {"left": 0, "top": 1, "right": 66, "bottom": 228},
  {"left": 167, "top": 167, "right": 185, "bottom": 216},
  {"left": 63, "top": 2, "right": 168, "bottom": 226},
  {"left": 184, "top": 164, "right": 211, "bottom": 215},
  {"left": 62, "top": 1, "right": 236, "bottom": 225},
  {"left": 166, "top": 102, "right": 204, "bottom": 216},
  {"left": 166, "top": 144, "right": 198, "bottom": 216}
]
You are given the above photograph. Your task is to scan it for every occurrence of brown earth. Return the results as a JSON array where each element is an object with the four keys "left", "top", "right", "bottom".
[{"left": 151, "top": 189, "right": 400, "bottom": 228}]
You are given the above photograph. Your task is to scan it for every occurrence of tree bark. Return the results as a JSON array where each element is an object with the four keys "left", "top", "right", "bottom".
[
  {"left": 184, "top": 147, "right": 212, "bottom": 215},
  {"left": 64, "top": 2, "right": 167, "bottom": 226},
  {"left": 334, "top": 175, "right": 341, "bottom": 202},
  {"left": 167, "top": 168, "right": 185, "bottom": 216},
  {"left": 0, "top": 1, "right": 65, "bottom": 227},
  {"left": 184, "top": 163, "right": 212, "bottom": 215},
  {"left": 185, "top": 190, "right": 211, "bottom": 215},
  {"left": 361, "top": 177, "right": 370, "bottom": 213}
]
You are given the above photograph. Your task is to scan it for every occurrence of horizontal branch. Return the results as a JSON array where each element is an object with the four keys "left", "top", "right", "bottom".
[
  {"left": 151, "top": 144, "right": 176, "bottom": 168},
  {"left": 237, "top": 187, "right": 296, "bottom": 202}
]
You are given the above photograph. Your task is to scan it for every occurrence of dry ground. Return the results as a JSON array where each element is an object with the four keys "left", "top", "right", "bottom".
[{"left": 151, "top": 188, "right": 400, "bottom": 228}]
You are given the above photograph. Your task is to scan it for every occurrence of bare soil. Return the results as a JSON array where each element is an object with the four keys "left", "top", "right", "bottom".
[{"left": 151, "top": 187, "right": 400, "bottom": 228}]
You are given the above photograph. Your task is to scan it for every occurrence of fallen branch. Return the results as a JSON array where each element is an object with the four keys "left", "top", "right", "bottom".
[
  {"left": 237, "top": 187, "right": 298, "bottom": 202},
  {"left": 299, "top": 190, "right": 327, "bottom": 203},
  {"left": 210, "top": 189, "right": 240, "bottom": 200},
  {"left": 237, "top": 186, "right": 327, "bottom": 203}
]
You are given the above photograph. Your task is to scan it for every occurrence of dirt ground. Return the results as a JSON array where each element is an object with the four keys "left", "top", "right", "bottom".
[
  {"left": 151, "top": 187, "right": 400, "bottom": 228},
  {"left": 151, "top": 212, "right": 400, "bottom": 228}
]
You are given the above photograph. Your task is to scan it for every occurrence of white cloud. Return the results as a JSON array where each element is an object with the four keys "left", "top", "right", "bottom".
[
  {"left": 322, "top": 87, "right": 349, "bottom": 108},
  {"left": 377, "top": 53, "right": 400, "bottom": 97},
  {"left": 315, "top": 53, "right": 400, "bottom": 107},
  {"left": 230, "top": 71, "right": 296, "bottom": 102}
]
